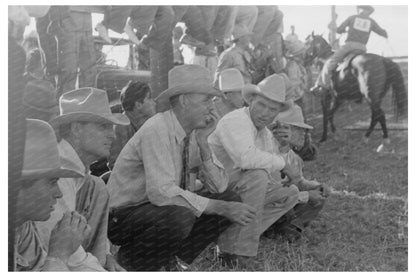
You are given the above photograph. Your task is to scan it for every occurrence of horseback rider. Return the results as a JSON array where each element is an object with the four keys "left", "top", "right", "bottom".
[{"left": 310, "top": 5, "right": 388, "bottom": 94}]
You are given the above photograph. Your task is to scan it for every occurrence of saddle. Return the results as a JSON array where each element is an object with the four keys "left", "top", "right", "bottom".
[{"left": 334, "top": 49, "right": 366, "bottom": 77}]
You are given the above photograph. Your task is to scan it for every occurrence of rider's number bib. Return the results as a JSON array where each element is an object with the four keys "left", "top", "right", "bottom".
[{"left": 353, "top": 18, "right": 371, "bottom": 32}]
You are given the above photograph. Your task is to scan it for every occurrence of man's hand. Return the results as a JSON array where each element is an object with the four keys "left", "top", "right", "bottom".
[
  {"left": 48, "top": 211, "right": 91, "bottom": 263},
  {"left": 308, "top": 190, "right": 325, "bottom": 207},
  {"left": 104, "top": 254, "right": 126, "bottom": 271},
  {"left": 223, "top": 202, "right": 258, "bottom": 226},
  {"left": 195, "top": 109, "right": 220, "bottom": 142},
  {"left": 205, "top": 200, "right": 257, "bottom": 226}
]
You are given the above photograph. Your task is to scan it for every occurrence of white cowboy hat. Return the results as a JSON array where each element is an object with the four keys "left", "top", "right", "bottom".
[
  {"left": 242, "top": 74, "right": 292, "bottom": 111},
  {"left": 275, "top": 104, "right": 313, "bottom": 129},
  {"left": 49, "top": 87, "right": 130, "bottom": 128},
  {"left": 219, "top": 68, "right": 244, "bottom": 92},
  {"left": 155, "top": 64, "right": 222, "bottom": 103},
  {"left": 22, "top": 119, "right": 82, "bottom": 179}
]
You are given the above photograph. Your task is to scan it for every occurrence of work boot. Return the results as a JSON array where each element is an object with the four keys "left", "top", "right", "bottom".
[
  {"left": 164, "top": 256, "right": 190, "bottom": 271},
  {"left": 217, "top": 251, "right": 262, "bottom": 270},
  {"left": 95, "top": 22, "right": 112, "bottom": 44}
]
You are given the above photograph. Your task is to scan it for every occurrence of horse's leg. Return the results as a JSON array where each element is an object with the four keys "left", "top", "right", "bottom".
[
  {"left": 320, "top": 91, "right": 331, "bottom": 142},
  {"left": 365, "top": 106, "right": 379, "bottom": 139},
  {"left": 329, "top": 96, "right": 342, "bottom": 133}
]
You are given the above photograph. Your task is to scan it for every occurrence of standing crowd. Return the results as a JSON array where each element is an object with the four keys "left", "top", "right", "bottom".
[{"left": 9, "top": 5, "right": 333, "bottom": 271}]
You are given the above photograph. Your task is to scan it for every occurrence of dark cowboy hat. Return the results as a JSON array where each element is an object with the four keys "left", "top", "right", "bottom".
[{"left": 357, "top": 5, "right": 375, "bottom": 14}]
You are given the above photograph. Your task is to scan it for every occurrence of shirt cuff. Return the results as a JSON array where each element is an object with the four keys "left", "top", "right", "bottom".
[
  {"left": 180, "top": 190, "right": 210, "bottom": 217},
  {"left": 298, "top": 191, "right": 309, "bottom": 204}
]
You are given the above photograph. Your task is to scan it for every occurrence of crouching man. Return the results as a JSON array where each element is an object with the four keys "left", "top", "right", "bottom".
[
  {"left": 107, "top": 65, "right": 256, "bottom": 271},
  {"left": 266, "top": 104, "right": 329, "bottom": 241},
  {"left": 208, "top": 74, "right": 324, "bottom": 268}
]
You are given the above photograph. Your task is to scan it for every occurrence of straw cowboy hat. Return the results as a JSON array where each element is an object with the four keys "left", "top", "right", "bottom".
[
  {"left": 50, "top": 87, "right": 130, "bottom": 128},
  {"left": 155, "top": 65, "right": 222, "bottom": 103},
  {"left": 23, "top": 79, "right": 59, "bottom": 114},
  {"left": 22, "top": 119, "right": 82, "bottom": 179},
  {"left": 219, "top": 68, "right": 245, "bottom": 92},
  {"left": 242, "top": 74, "right": 292, "bottom": 111},
  {"left": 357, "top": 5, "right": 374, "bottom": 14},
  {"left": 231, "top": 24, "right": 253, "bottom": 41},
  {"left": 275, "top": 104, "right": 313, "bottom": 129}
]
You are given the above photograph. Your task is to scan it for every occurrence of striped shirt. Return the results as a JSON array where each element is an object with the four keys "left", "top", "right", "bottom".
[{"left": 108, "top": 110, "right": 228, "bottom": 217}]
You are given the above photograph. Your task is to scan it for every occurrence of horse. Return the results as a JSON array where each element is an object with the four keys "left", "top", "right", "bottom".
[{"left": 304, "top": 33, "right": 407, "bottom": 146}]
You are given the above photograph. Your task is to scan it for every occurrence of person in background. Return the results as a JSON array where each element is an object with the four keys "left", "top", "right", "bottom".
[
  {"left": 173, "top": 25, "right": 185, "bottom": 66},
  {"left": 214, "top": 68, "right": 245, "bottom": 118},
  {"left": 285, "top": 25, "right": 299, "bottom": 44},
  {"left": 23, "top": 80, "right": 59, "bottom": 122},
  {"left": 310, "top": 5, "right": 388, "bottom": 93},
  {"left": 108, "top": 81, "right": 156, "bottom": 170},
  {"left": 214, "top": 25, "right": 253, "bottom": 87}
]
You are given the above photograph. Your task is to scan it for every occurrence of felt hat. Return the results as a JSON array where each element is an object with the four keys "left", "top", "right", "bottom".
[
  {"left": 23, "top": 79, "right": 59, "bottom": 114},
  {"left": 242, "top": 74, "right": 292, "bottom": 110},
  {"left": 219, "top": 68, "right": 244, "bottom": 92},
  {"left": 357, "top": 5, "right": 374, "bottom": 14},
  {"left": 21, "top": 119, "right": 82, "bottom": 179},
  {"left": 50, "top": 87, "right": 130, "bottom": 128},
  {"left": 274, "top": 104, "right": 313, "bottom": 129},
  {"left": 231, "top": 24, "right": 253, "bottom": 41},
  {"left": 155, "top": 65, "right": 222, "bottom": 102}
]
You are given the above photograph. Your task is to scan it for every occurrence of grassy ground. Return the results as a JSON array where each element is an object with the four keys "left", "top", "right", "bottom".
[{"left": 191, "top": 96, "right": 408, "bottom": 271}]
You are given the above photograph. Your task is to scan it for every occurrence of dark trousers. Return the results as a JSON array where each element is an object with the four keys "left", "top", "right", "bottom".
[{"left": 108, "top": 190, "right": 240, "bottom": 271}]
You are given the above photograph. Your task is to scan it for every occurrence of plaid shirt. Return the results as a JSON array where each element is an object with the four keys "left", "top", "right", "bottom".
[{"left": 108, "top": 110, "right": 228, "bottom": 217}]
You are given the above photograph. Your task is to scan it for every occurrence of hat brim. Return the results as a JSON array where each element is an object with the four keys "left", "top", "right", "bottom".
[
  {"left": 242, "top": 84, "right": 292, "bottom": 112},
  {"left": 21, "top": 168, "right": 83, "bottom": 180},
  {"left": 49, "top": 112, "right": 130, "bottom": 128},
  {"left": 155, "top": 84, "right": 223, "bottom": 103},
  {"left": 286, "top": 121, "right": 313, "bottom": 130}
]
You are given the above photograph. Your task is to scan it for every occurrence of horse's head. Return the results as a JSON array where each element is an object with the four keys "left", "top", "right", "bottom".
[{"left": 303, "top": 32, "right": 332, "bottom": 66}]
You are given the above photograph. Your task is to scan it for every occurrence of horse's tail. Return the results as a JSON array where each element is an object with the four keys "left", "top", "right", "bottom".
[{"left": 383, "top": 57, "right": 407, "bottom": 119}]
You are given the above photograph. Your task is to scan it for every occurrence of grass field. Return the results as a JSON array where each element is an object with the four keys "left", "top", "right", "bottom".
[{"left": 191, "top": 92, "right": 408, "bottom": 271}]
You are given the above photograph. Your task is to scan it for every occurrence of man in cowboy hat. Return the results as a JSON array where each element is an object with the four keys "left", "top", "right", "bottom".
[
  {"left": 36, "top": 87, "right": 129, "bottom": 271},
  {"left": 310, "top": 5, "right": 388, "bottom": 94},
  {"left": 107, "top": 64, "right": 256, "bottom": 271},
  {"left": 214, "top": 24, "right": 253, "bottom": 87},
  {"left": 14, "top": 119, "right": 89, "bottom": 271},
  {"left": 265, "top": 104, "right": 329, "bottom": 241},
  {"left": 214, "top": 68, "right": 246, "bottom": 118},
  {"left": 208, "top": 74, "right": 324, "bottom": 267}
]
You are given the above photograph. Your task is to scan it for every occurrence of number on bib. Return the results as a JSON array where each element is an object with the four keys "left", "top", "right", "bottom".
[{"left": 353, "top": 18, "right": 371, "bottom": 32}]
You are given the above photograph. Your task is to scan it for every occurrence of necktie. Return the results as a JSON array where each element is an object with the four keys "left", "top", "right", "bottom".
[{"left": 180, "top": 135, "right": 190, "bottom": 190}]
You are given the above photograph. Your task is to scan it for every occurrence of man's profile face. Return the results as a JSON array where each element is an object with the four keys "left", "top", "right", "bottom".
[
  {"left": 16, "top": 177, "right": 62, "bottom": 222},
  {"left": 249, "top": 95, "right": 284, "bottom": 130},
  {"left": 77, "top": 122, "right": 116, "bottom": 160},
  {"left": 225, "top": 90, "right": 244, "bottom": 109},
  {"left": 184, "top": 93, "right": 215, "bottom": 129},
  {"left": 138, "top": 92, "right": 156, "bottom": 118}
]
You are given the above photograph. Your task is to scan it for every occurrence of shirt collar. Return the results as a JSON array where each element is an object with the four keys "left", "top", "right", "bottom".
[
  {"left": 58, "top": 139, "right": 87, "bottom": 177},
  {"left": 164, "top": 110, "right": 187, "bottom": 143}
]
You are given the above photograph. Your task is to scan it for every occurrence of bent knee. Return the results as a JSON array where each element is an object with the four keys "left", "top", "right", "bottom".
[{"left": 161, "top": 206, "right": 196, "bottom": 240}]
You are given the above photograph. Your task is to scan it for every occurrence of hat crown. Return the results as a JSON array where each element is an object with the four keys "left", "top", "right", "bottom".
[
  {"left": 59, "top": 87, "right": 111, "bottom": 116},
  {"left": 23, "top": 80, "right": 57, "bottom": 110},
  {"left": 219, "top": 68, "right": 244, "bottom": 92},
  {"left": 277, "top": 104, "right": 304, "bottom": 124},
  {"left": 257, "top": 74, "right": 287, "bottom": 103},
  {"left": 23, "top": 119, "right": 61, "bottom": 174},
  {"left": 168, "top": 64, "right": 213, "bottom": 89}
]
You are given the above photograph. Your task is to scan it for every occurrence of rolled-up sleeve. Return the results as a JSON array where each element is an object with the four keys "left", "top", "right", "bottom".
[
  {"left": 140, "top": 127, "right": 210, "bottom": 217},
  {"left": 216, "top": 116, "right": 286, "bottom": 173}
]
